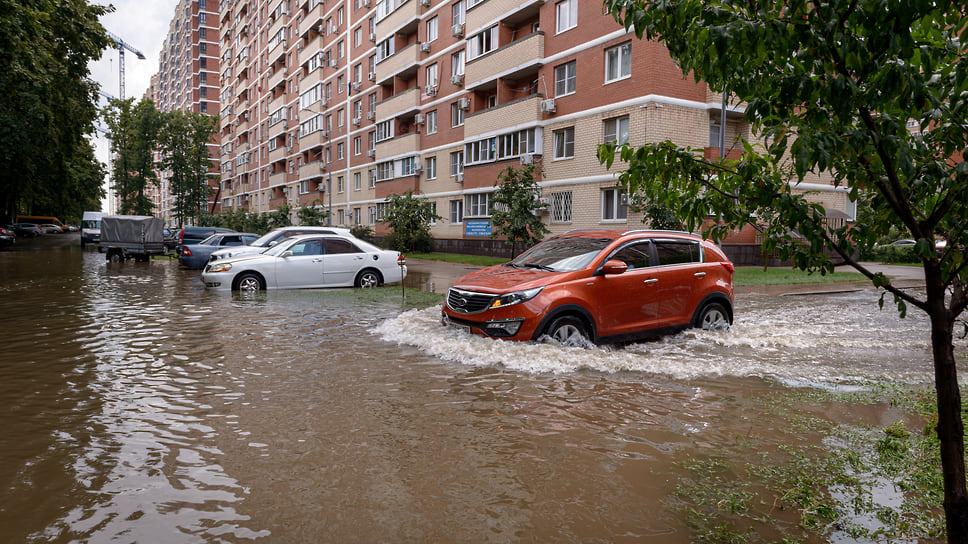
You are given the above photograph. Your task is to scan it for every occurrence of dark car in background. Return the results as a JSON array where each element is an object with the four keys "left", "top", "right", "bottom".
[
  {"left": 8, "top": 223, "right": 42, "bottom": 237},
  {"left": 178, "top": 232, "right": 260, "bottom": 269},
  {"left": 173, "top": 226, "right": 235, "bottom": 253},
  {"left": 0, "top": 226, "right": 15, "bottom": 249}
]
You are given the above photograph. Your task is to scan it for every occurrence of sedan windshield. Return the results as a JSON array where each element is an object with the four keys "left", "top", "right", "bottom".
[
  {"left": 249, "top": 231, "right": 283, "bottom": 248},
  {"left": 508, "top": 236, "right": 614, "bottom": 272}
]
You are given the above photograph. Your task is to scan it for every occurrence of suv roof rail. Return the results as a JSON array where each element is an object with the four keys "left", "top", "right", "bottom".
[{"left": 621, "top": 229, "right": 698, "bottom": 237}]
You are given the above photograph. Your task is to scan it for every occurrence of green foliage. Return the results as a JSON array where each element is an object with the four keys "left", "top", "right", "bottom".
[
  {"left": 296, "top": 200, "right": 330, "bottom": 226},
  {"left": 641, "top": 202, "right": 685, "bottom": 231},
  {"left": 103, "top": 98, "right": 163, "bottom": 215},
  {"left": 350, "top": 224, "right": 376, "bottom": 243},
  {"left": 0, "top": 0, "right": 112, "bottom": 222},
  {"left": 198, "top": 208, "right": 269, "bottom": 233},
  {"left": 489, "top": 165, "right": 551, "bottom": 257},
  {"left": 159, "top": 109, "right": 218, "bottom": 225},
  {"left": 267, "top": 202, "right": 293, "bottom": 229},
  {"left": 380, "top": 189, "right": 441, "bottom": 253}
]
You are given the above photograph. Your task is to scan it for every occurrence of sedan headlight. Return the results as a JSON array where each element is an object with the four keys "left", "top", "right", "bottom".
[
  {"left": 490, "top": 287, "right": 543, "bottom": 309},
  {"left": 208, "top": 262, "right": 233, "bottom": 273}
]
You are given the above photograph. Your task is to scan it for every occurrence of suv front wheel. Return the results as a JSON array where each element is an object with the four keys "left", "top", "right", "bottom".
[{"left": 545, "top": 315, "right": 590, "bottom": 346}]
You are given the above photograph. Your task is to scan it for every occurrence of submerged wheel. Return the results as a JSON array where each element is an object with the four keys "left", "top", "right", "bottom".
[
  {"left": 235, "top": 272, "right": 265, "bottom": 292},
  {"left": 108, "top": 250, "right": 123, "bottom": 263},
  {"left": 355, "top": 269, "right": 381, "bottom": 288},
  {"left": 546, "top": 315, "right": 590, "bottom": 346},
  {"left": 696, "top": 302, "right": 730, "bottom": 331}
]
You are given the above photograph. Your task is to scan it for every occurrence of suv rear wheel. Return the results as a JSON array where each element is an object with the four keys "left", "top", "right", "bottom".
[
  {"left": 696, "top": 302, "right": 730, "bottom": 331},
  {"left": 545, "top": 315, "right": 590, "bottom": 346}
]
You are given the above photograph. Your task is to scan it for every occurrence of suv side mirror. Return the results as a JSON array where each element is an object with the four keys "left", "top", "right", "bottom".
[{"left": 601, "top": 259, "right": 628, "bottom": 275}]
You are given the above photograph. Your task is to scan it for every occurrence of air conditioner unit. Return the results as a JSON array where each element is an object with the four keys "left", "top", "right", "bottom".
[
  {"left": 367, "top": 149, "right": 375, "bottom": 158},
  {"left": 351, "top": 82, "right": 361, "bottom": 92},
  {"left": 330, "top": 24, "right": 338, "bottom": 34},
  {"left": 540, "top": 98, "right": 556, "bottom": 113},
  {"left": 352, "top": 117, "right": 361, "bottom": 126},
  {"left": 414, "top": 113, "right": 425, "bottom": 124},
  {"left": 420, "top": 42, "right": 431, "bottom": 53},
  {"left": 520, "top": 153, "right": 534, "bottom": 165},
  {"left": 330, "top": 59, "right": 339, "bottom": 68},
  {"left": 425, "top": 86, "right": 437, "bottom": 97},
  {"left": 450, "top": 74, "right": 464, "bottom": 86},
  {"left": 367, "top": 71, "right": 376, "bottom": 81},
  {"left": 366, "top": 111, "right": 375, "bottom": 120},
  {"left": 420, "top": 0, "right": 430, "bottom": 5},
  {"left": 451, "top": 23, "right": 464, "bottom": 38},
  {"left": 455, "top": 173, "right": 463, "bottom": 183},
  {"left": 364, "top": 0, "right": 371, "bottom": 6},
  {"left": 316, "top": 23, "right": 324, "bottom": 34},
  {"left": 320, "top": 130, "right": 329, "bottom": 138},
  {"left": 414, "top": 164, "right": 423, "bottom": 174},
  {"left": 457, "top": 97, "right": 470, "bottom": 110},
  {"left": 369, "top": 32, "right": 376, "bottom": 42},
  {"left": 620, "top": 194, "right": 630, "bottom": 206},
  {"left": 369, "top": 170, "right": 376, "bottom": 181},
  {"left": 319, "top": 162, "right": 327, "bottom": 171}
]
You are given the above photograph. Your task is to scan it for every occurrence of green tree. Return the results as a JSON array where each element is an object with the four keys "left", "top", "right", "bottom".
[
  {"left": 600, "top": 0, "right": 968, "bottom": 539},
  {"left": 0, "top": 0, "right": 111, "bottom": 222},
  {"left": 380, "top": 189, "right": 441, "bottom": 253},
  {"left": 159, "top": 109, "right": 218, "bottom": 225},
  {"left": 296, "top": 200, "right": 330, "bottom": 226},
  {"left": 267, "top": 202, "right": 293, "bottom": 229},
  {"left": 489, "top": 165, "right": 550, "bottom": 257},
  {"left": 104, "top": 98, "right": 161, "bottom": 215}
]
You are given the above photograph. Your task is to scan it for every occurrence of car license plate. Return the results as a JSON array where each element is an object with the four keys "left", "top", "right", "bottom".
[{"left": 445, "top": 318, "right": 470, "bottom": 334}]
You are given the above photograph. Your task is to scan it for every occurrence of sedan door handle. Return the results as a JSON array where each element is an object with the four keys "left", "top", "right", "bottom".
[
  {"left": 312, "top": 258, "right": 323, "bottom": 263},
  {"left": 643, "top": 278, "right": 658, "bottom": 285},
  {"left": 694, "top": 272, "right": 707, "bottom": 278}
]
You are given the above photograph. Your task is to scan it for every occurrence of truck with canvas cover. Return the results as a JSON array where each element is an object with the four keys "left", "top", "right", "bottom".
[{"left": 99, "top": 215, "right": 165, "bottom": 262}]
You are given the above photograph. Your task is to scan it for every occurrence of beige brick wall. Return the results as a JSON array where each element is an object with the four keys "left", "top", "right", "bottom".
[
  {"left": 465, "top": 33, "right": 543, "bottom": 85},
  {"left": 465, "top": 95, "right": 541, "bottom": 138}
]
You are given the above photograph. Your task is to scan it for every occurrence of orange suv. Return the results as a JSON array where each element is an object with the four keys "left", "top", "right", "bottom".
[{"left": 442, "top": 230, "right": 735, "bottom": 344}]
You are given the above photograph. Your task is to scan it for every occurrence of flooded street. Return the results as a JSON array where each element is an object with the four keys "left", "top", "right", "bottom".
[{"left": 0, "top": 241, "right": 961, "bottom": 543}]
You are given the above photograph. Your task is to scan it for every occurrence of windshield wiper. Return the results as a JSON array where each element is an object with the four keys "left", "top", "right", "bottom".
[{"left": 521, "top": 263, "right": 555, "bottom": 272}]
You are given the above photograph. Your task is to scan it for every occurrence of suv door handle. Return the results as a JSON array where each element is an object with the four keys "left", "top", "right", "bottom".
[
  {"left": 694, "top": 272, "right": 707, "bottom": 278},
  {"left": 643, "top": 278, "right": 658, "bottom": 284}
]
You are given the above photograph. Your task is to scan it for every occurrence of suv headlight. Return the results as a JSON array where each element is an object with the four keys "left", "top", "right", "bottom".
[
  {"left": 490, "top": 287, "right": 543, "bottom": 309},
  {"left": 209, "top": 262, "right": 233, "bottom": 273}
]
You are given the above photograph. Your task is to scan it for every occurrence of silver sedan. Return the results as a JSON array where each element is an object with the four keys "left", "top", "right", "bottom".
[{"left": 201, "top": 234, "right": 406, "bottom": 291}]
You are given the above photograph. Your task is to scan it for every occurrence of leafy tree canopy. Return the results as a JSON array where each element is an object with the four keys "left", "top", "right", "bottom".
[
  {"left": 489, "top": 165, "right": 551, "bottom": 257},
  {"left": 380, "top": 189, "right": 441, "bottom": 253}
]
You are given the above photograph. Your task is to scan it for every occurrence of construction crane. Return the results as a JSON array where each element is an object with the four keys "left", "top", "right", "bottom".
[{"left": 105, "top": 30, "right": 146, "bottom": 100}]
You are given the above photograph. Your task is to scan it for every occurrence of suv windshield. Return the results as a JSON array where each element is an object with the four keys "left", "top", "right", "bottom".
[{"left": 507, "top": 236, "right": 614, "bottom": 272}]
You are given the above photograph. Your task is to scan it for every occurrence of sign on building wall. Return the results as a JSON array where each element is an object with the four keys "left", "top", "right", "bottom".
[{"left": 465, "top": 220, "right": 492, "bottom": 237}]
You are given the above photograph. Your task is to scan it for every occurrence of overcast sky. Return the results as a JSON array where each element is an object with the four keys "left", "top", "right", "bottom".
[{"left": 88, "top": 0, "right": 179, "bottom": 208}]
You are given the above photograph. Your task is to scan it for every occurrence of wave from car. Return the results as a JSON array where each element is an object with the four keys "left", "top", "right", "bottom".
[
  {"left": 201, "top": 234, "right": 405, "bottom": 291},
  {"left": 207, "top": 226, "right": 354, "bottom": 263},
  {"left": 441, "top": 229, "right": 735, "bottom": 345},
  {"left": 177, "top": 232, "right": 259, "bottom": 269}
]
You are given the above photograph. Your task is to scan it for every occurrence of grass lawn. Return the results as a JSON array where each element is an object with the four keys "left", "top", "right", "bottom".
[
  {"left": 406, "top": 252, "right": 508, "bottom": 267},
  {"left": 733, "top": 266, "right": 867, "bottom": 286}
]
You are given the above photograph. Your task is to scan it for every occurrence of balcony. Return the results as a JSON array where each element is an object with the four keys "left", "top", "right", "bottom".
[
  {"left": 465, "top": 94, "right": 542, "bottom": 139},
  {"left": 465, "top": 32, "right": 544, "bottom": 89},
  {"left": 375, "top": 41, "right": 420, "bottom": 85},
  {"left": 299, "top": 128, "right": 329, "bottom": 150},
  {"left": 269, "top": 170, "right": 288, "bottom": 188},
  {"left": 267, "top": 15, "right": 286, "bottom": 44},
  {"left": 375, "top": 86, "right": 421, "bottom": 119},
  {"left": 267, "top": 66, "right": 288, "bottom": 91},
  {"left": 268, "top": 93, "right": 287, "bottom": 116},
  {"left": 375, "top": 131, "right": 420, "bottom": 161},
  {"left": 375, "top": 0, "right": 420, "bottom": 38},
  {"left": 300, "top": 35, "right": 323, "bottom": 66},
  {"left": 465, "top": 0, "right": 543, "bottom": 36},
  {"left": 269, "top": 145, "right": 289, "bottom": 164},
  {"left": 299, "top": 161, "right": 328, "bottom": 180},
  {"left": 299, "top": 3, "right": 325, "bottom": 37}
]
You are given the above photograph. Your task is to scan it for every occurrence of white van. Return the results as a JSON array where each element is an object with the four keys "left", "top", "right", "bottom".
[{"left": 81, "top": 211, "right": 105, "bottom": 247}]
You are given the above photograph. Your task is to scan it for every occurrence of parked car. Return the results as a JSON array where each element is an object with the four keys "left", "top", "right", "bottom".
[
  {"left": 178, "top": 232, "right": 259, "bottom": 269},
  {"left": 39, "top": 223, "right": 64, "bottom": 234},
  {"left": 441, "top": 229, "right": 735, "bottom": 345},
  {"left": 173, "top": 226, "right": 235, "bottom": 253},
  {"left": 8, "top": 223, "right": 42, "bottom": 237},
  {"left": 207, "top": 226, "right": 354, "bottom": 263},
  {"left": 201, "top": 234, "right": 405, "bottom": 291},
  {"left": 0, "top": 226, "right": 15, "bottom": 249}
]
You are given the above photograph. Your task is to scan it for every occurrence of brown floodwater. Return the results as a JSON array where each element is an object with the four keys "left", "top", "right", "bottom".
[{"left": 0, "top": 241, "right": 959, "bottom": 543}]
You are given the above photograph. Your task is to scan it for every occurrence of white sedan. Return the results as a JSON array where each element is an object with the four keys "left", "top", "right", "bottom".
[{"left": 201, "top": 234, "right": 406, "bottom": 291}]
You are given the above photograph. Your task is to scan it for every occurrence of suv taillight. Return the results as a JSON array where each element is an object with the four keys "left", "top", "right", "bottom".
[{"left": 721, "top": 262, "right": 735, "bottom": 274}]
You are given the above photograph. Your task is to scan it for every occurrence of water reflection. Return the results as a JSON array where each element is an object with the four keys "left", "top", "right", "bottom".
[{"left": 0, "top": 245, "right": 960, "bottom": 543}]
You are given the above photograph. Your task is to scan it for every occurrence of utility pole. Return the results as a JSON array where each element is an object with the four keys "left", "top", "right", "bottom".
[{"left": 105, "top": 30, "right": 146, "bottom": 100}]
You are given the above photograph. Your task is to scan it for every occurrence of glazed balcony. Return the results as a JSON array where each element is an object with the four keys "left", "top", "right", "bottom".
[
  {"left": 299, "top": 3, "right": 326, "bottom": 36},
  {"left": 465, "top": 32, "right": 543, "bottom": 89},
  {"left": 300, "top": 35, "right": 323, "bottom": 65},
  {"left": 465, "top": 94, "right": 542, "bottom": 139},
  {"left": 375, "top": 0, "right": 420, "bottom": 38},
  {"left": 465, "top": 0, "right": 544, "bottom": 36}
]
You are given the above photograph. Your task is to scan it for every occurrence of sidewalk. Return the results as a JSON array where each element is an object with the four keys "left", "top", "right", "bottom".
[{"left": 404, "top": 258, "right": 927, "bottom": 296}]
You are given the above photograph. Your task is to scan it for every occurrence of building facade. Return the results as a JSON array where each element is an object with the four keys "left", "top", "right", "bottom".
[
  {"left": 151, "top": 0, "right": 222, "bottom": 226},
  {"left": 213, "top": 0, "right": 853, "bottom": 255}
]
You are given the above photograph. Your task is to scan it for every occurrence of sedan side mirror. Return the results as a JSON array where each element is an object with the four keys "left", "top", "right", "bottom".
[
  {"left": 281, "top": 250, "right": 293, "bottom": 258},
  {"left": 601, "top": 259, "right": 628, "bottom": 275}
]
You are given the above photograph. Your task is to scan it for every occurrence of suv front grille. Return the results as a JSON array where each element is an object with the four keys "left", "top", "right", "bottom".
[{"left": 447, "top": 288, "right": 496, "bottom": 314}]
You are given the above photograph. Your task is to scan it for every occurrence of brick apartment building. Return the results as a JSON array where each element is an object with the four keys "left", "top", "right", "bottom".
[
  {"left": 148, "top": 0, "right": 222, "bottom": 226},
  {"left": 208, "top": 0, "right": 853, "bottom": 258}
]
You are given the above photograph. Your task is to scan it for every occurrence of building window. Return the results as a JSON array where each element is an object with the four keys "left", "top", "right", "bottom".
[
  {"left": 354, "top": 136, "right": 362, "bottom": 155},
  {"left": 605, "top": 42, "right": 632, "bottom": 83},
  {"left": 551, "top": 191, "right": 573, "bottom": 223},
  {"left": 466, "top": 193, "right": 490, "bottom": 217},
  {"left": 451, "top": 50, "right": 465, "bottom": 76},
  {"left": 337, "top": 175, "right": 344, "bottom": 193},
  {"left": 554, "top": 61, "right": 576, "bottom": 97},
  {"left": 450, "top": 200, "right": 463, "bottom": 223},
  {"left": 425, "top": 156, "right": 437, "bottom": 179},
  {"left": 337, "top": 143, "right": 344, "bottom": 159},
  {"left": 555, "top": 0, "right": 577, "bottom": 33},
  {"left": 427, "top": 16, "right": 438, "bottom": 42},
  {"left": 451, "top": 101, "right": 464, "bottom": 127},
  {"left": 553, "top": 127, "right": 574, "bottom": 159},
  {"left": 426, "top": 63, "right": 438, "bottom": 88},
  {"left": 468, "top": 25, "right": 497, "bottom": 60},
  {"left": 355, "top": 27, "right": 362, "bottom": 47},
  {"left": 338, "top": 108, "right": 345, "bottom": 127},
  {"left": 602, "top": 188, "right": 628, "bottom": 221},
  {"left": 449, "top": 150, "right": 464, "bottom": 176},
  {"left": 426, "top": 110, "right": 438, "bottom": 134},
  {"left": 354, "top": 172, "right": 362, "bottom": 190},
  {"left": 603, "top": 116, "right": 630, "bottom": 145},
  {"left": 337, "top": 75, "right": 345, "bottom": 94},
  {"left": 452, "top": 0, "right": 465, "bottom": 26},
  {"left": 375, "top": 120, "right": 393, "bottom": 142}
]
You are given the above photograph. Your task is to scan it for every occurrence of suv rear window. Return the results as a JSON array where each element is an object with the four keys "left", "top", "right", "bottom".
[{"left": 654, "top": 240, "right": 701, "bottom": 265}]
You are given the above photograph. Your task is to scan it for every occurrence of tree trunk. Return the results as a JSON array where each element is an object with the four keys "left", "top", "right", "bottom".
[{"left": 925, "top": 269, "right": 968, "bottom": 543}]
